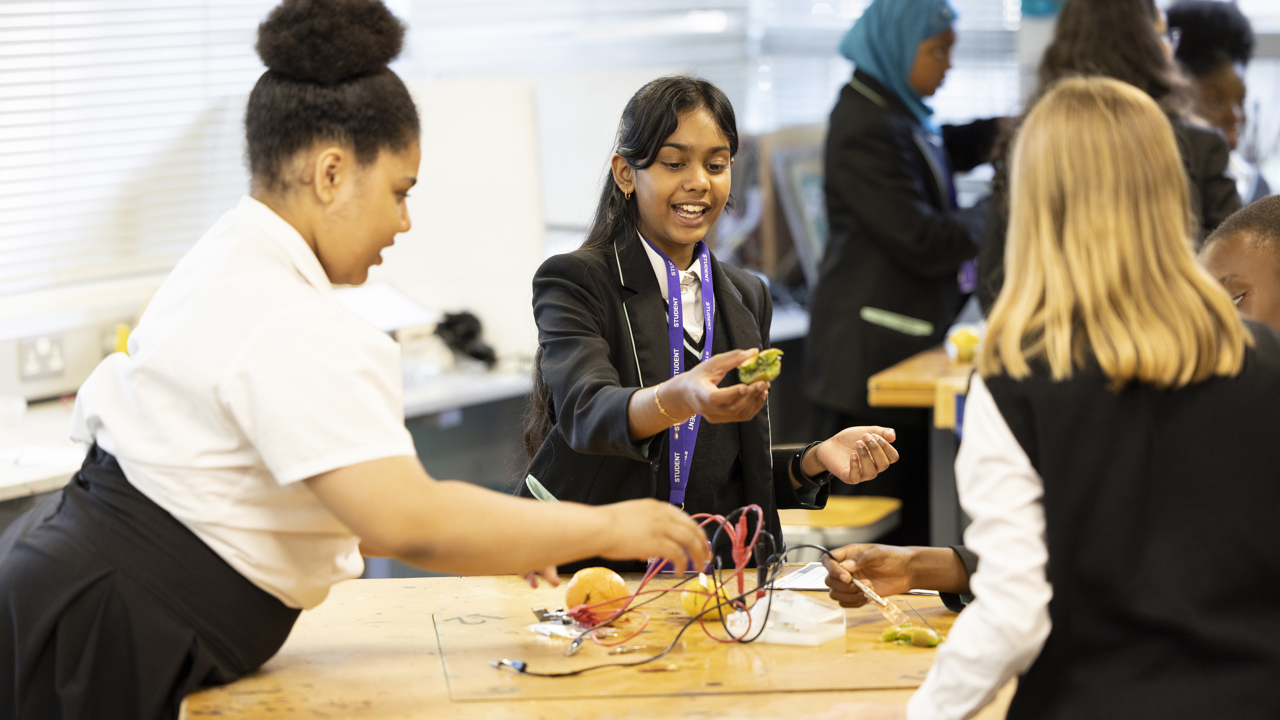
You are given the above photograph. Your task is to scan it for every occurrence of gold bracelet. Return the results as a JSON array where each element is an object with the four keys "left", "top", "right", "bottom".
[{"left": 653, "top": 385, "right": 682, "bottom": 425}]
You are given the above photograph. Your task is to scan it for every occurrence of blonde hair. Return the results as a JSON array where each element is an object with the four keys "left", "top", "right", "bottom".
[{"left": 980, "top": 76, "right": 1249, "bottom": 388}]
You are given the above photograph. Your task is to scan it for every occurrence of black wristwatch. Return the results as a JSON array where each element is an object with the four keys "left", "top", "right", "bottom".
[{"left": 791, "top": 441, "right": 833, "bottom": 488}]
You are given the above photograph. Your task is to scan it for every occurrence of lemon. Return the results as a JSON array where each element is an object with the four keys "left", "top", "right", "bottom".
[{"left": 682, "top": 573, "right": 733, "bottom": 619}]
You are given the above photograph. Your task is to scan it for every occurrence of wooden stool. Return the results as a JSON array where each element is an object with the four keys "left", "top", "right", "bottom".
[{"left": 778, "top": 496, "right": 902, "bottom": 563}]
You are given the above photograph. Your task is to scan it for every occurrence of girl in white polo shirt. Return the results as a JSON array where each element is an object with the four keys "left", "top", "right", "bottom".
[{"left": 0, "top": 2, "right": 709, "bottom": 718}]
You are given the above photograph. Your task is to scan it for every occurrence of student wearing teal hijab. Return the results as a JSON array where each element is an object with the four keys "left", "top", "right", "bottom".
[
  {"left": 805, "top": 0, "right": 1002, "bottom": 546},
  {"left": 839, "top": 0, "right": 958, "bottom": 128}
]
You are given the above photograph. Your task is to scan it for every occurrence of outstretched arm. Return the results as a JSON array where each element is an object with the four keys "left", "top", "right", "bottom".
[{"left": 307, "top": 455, "right": 712, "bottom": 575}]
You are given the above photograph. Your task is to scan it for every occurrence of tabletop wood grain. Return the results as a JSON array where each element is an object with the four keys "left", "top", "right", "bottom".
[
  {"left": 866, "top": 346, "right": 973, "bottom": 410},
  {"left": 181, "top": 570, "right": 1012, "bottom": 719}
]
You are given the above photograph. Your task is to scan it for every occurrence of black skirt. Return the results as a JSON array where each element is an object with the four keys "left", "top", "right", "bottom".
[{"left": 0, "top": 445, "right": 300, "bottom": 720}]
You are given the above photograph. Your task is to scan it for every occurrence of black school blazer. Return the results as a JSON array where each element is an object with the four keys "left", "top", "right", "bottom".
[
  {"left": 805, "top": 69, "right": 995, "bottom": 418},
  {"left": 520, "top": 232, "right": 828, "bottom": 570}
]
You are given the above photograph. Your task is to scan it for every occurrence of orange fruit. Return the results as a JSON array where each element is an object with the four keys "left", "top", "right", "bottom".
[{"left": 564, "top": 567, "right": 630, "bottom": 612}]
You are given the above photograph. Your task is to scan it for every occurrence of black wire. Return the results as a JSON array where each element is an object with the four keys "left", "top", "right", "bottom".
[
  {"left": 501, "top": 540, "right": 847, "bottom": 677},
  {"left": 738, "top": 543, "right": 843, "bottom": 645}
]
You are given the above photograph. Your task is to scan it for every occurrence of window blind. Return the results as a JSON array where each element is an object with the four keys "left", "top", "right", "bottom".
[
  {"left": 741, "top": 0, "right": 1020, "bottom": 131},
  {"left": 403, "top": 1, "right": 748, "bottom": 76},
  {"left": 402, "top": 0, "right": 1021, "bottom": 133},
  {"left": 0, "top": 1, "right": 277, "bottom": 297},
  {"left": 1, "top": 0, "right": 1034, "bottom": 300}
]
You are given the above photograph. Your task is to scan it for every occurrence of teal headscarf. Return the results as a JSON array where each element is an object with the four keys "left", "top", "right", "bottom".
[{"left": 839, "top": 0, "right": 958, "bottom": 127}]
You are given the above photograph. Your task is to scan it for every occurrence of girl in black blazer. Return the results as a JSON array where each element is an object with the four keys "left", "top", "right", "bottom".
[
  {"left": 521, "top": 76, "right": 899, "bottom": 573},
  {"left": 805, "top": 0, "right": 998, "bottom": 546}
]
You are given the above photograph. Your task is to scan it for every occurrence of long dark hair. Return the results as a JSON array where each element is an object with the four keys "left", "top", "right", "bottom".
[
  {"left": 522, "top": 76, "right": 739, "bottom": 462},
  {"left": 991, "top": 0, "right": 1191, "bottom": 196}
]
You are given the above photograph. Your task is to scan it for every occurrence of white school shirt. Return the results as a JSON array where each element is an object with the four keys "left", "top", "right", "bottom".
[
  {"left": 70, "top": 196, "right": 417, "bottom": 610},
  {"left": 906, "top": 375, "right": 1053, "bottom": 719},
  {"left": 639, "top": 235, "right": 705, "bottom": 344}
]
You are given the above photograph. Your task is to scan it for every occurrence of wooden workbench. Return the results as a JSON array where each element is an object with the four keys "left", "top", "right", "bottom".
[
  {"left": 181, "top": 572, "right": 1012, "bottom": 719},
  {"left": 866, "top": 346, "right": 974, "bottom": 547},
  {"left": 866, "top": 346, "right": 973, "bottom": 428}
]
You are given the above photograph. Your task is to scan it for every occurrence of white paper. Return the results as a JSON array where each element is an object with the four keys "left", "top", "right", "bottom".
[
  {"left": 771, "top": 561, "right": 940, "bottom": 596},
  {"left": 771, "top": 562, "right": 829, "bottom": 591}
]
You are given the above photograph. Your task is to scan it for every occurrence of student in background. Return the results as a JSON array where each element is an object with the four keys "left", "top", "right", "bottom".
[
  {"left": 805, "top": 0, "right": 1000, "bottom": 546},
  {"left": 976, "top": 0, "right": 1242, "bottom": 313},
  {"left": 820, "top": 76, "right": 1280, "bottom": 720},
  {"left": 0, "top": 3, "right": 713, "bottom": 718},
  {"left": 1167, "top": 0, "right": 1269, "bottom": 203},
  {"left": 521, "top": 76, "right": 899, "bottom": 573},
  {"left": 1201, "top": 196, "right": 1280, "bottom": 332}
]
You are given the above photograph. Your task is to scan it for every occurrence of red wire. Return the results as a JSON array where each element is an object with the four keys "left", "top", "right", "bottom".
[
  {"left": 589, "top": 610, "right": 650, "bottom": 646},
  {"left": 567, "top": 503, "right": 770, "bottom": 646}
]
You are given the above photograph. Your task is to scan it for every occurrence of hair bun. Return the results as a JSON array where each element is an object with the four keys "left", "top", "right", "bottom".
[{"left": 256, "top": 0, "right": 405, "bottom": 85}]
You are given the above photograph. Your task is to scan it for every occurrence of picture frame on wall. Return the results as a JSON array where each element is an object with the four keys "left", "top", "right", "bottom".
[{"left": 771, "top": 145, "right": 829, "bottom": 289}]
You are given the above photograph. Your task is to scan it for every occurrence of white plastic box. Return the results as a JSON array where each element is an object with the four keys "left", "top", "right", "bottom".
[{"left": 726, "top": 590, "right": 846, "bottom": 646}]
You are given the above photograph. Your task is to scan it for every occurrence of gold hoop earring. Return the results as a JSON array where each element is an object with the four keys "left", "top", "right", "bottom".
[{"left": 624, "top": 191, "right": 631, "bottom": 201}]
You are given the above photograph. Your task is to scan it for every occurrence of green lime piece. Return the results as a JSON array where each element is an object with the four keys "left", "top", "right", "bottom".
[
  {"left": 910, "top": 627, "right": 940, "bottom": 647},
  {"left": 738, "top": 348, "right": 784, "bottom": 383}
]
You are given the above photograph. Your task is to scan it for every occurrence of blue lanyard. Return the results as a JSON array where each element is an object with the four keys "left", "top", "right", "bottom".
[{"left": 641, "top": 236, "right": 715, "bottom": 508}]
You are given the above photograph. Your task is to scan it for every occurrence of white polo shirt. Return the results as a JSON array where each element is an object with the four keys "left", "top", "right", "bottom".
[{"left": 71, "top": 196, "right": 417, "bottom": 609}]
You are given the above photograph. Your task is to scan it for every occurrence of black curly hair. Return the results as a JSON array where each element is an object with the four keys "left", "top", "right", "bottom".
[
  {"left": 1167, "top": 0, "right": 1255, "bottom": 78},
  {"left": 246, "top": 0, "right": 420, "bottom": 191},
  {"left": 1206, "top": 196, "right": 1280, "bottom": 250}
]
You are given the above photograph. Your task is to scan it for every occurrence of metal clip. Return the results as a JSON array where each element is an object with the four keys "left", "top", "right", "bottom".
[
  {"left": 609, "top": 645, "right": 648, "bottom": 655},
  {"left": 532, "top": 608, "right": 575, "bottom": 625}
]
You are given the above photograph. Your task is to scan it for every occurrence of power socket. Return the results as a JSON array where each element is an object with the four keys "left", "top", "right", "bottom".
[{"left": 17, "top": 335, "right": 66, "bottom": 381}]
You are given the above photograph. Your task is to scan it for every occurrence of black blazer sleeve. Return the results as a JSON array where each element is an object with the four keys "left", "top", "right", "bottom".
[
  {"left": 532, "top": 253, "right": 648, "bottom": 462},
  {"left": 941, "top": 118, "right": 1001, "bottom": 174},
  {"left": 939, "top": 544, "right": 978, "bottom": 612},
  {"left": 1178, "top": 122, "right": 1241, "bottom": 240},
  {"left": 976, "top": 185, "right": 1009, "bottom": 316},
  {"left": 829, "top": 109, "right": 978, "bottom": 280}
]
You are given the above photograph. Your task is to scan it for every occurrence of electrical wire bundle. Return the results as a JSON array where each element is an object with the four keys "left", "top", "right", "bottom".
[{"left": 491, "top": 504, "right": 843, "bottom": 677}]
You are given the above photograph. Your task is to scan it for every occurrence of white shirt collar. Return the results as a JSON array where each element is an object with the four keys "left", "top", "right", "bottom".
[
  {"left": 237, "top": 195, "right": 334, "bottom": 297},
  {"left": 638, "top": 233, "right": 703, "bottom": 304}
]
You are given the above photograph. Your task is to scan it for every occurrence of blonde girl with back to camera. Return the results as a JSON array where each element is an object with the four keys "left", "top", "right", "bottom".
[{"left": 813, "top": 76, "right": 1280, "bottom": 720}]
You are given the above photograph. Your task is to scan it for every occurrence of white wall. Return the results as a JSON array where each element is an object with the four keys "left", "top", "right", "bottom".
[
  {"left": 530, "top": 68, "right": 681, "bottom": 229},
  {"left": 367, "top": 79, "right": 545, "bottom": 362}
]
